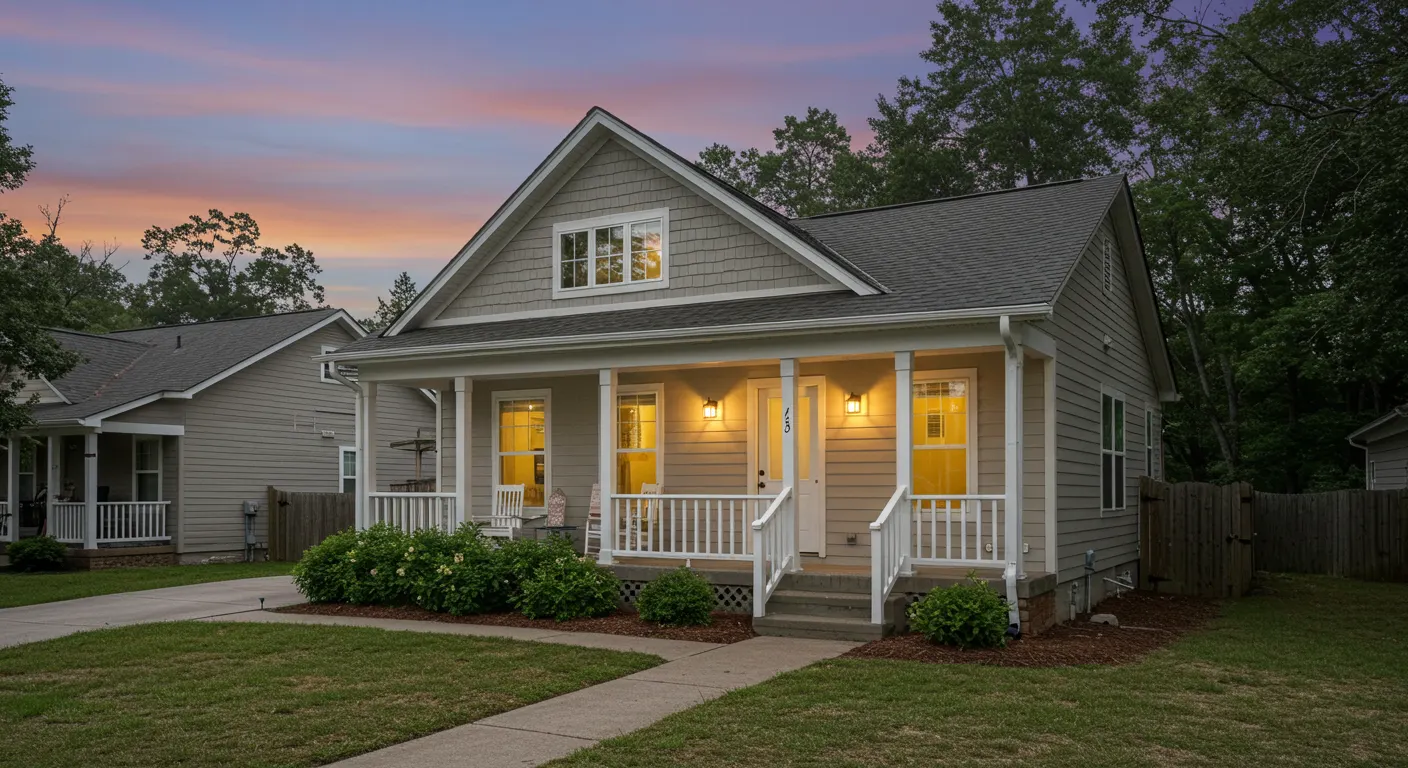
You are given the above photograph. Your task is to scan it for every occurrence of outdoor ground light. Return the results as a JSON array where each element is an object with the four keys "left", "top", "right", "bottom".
[
  {"left": 845, "top": 392, "right": 863, "bottom": 414},
  {"left": 702, "top": 398, "right": 719, "bottom": 420}
]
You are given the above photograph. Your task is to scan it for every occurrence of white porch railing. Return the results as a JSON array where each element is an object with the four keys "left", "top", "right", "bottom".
[
  {"left": 869, "top": 485, "right": 909, "bottom": 624},
  {"left": 910, "top": 494, "right": 1009, "bottom": 567},
  {"left": 51, "top": 503, "right": 86, "bottom": 544},
  {"left": 98, "top": 502, "right": 170, "bottom": 543},
  {"left": 368, "top": 492, "right": 457, "bottom": 534},
  {"left": 751, "top": 486, "right": 795, "bottom": 618},
  {"left": 611, "top": 493, "right": 774, "bottom": 561}
]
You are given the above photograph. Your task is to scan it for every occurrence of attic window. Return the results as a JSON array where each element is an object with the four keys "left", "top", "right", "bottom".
[{"left": 552, "top": 209, "right": 669, "bottom": 298}]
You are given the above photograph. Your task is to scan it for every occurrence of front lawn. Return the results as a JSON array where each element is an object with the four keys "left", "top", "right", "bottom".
[
  {"left": 0, "top": 621, "right": 659, "bottom": 768},
  {"left": 0, "top": 561, "right": 293, "bottom": 608},
  {"left": 553, "top": 574, "right": 1408, "bottom": 767}
]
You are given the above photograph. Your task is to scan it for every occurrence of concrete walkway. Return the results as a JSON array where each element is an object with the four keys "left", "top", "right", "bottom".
[
  {"left": 0, "top": 575, "right": 302, "bottom": 648},
  {"left": 220, "top": 611, "right": 858, "bottom": 768}
]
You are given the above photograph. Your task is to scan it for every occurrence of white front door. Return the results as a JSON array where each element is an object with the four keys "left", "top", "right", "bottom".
[{"left": 755, "top": 383, "right": 824, "bottom": 554}]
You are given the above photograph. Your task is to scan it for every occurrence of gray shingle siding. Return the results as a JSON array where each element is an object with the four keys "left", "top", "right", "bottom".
[{"left": 436, "top": 139, "right": 829, "bottom": 321}]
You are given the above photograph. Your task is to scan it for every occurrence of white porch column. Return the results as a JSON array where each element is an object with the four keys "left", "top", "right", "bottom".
[
  {"left": 597, "top": 368, "right": 616, "bottom": 564},
  {"left": 83, "top": 432, "right": 98, "bottom": 549},
  {"left": 1004, "top": 338, "right": 1025, "bottom": 578},
  {"left": 454, "top": 377, "right": 469, "bottom": 526},
  {"left": 894, "top": 351, "right": 914, "bottom": 575},
  {"left": 5, "top": 437, "right": 19, "bottom": 542},
  {"left": 45, "top": 434, "right": 58, "bottom": 538},
  {"left": 780, "top": 358, "right": 800, "bottom": 571},
  {"left": 363, "top": 382, "right": 378, "bottom": 529},
  {"left": 352, "top": 388, "right": 364, "bottom": 529}
]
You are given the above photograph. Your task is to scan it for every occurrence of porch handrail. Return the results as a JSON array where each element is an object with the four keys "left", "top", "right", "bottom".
[
  {"left": 910, "top": 493, "right": 1008, "bottom": 568},
  {"left": 611, "top": 492, "right": 774, "bottom": 561},
  {"left": 369, "top": 492, "right": 458, "bottom": 534},
  {"left": 751, "top": 485, "right": 794, "bottom": 618},
  {"left": 869, "top": 485, "right": 909, "bottom": 624}
]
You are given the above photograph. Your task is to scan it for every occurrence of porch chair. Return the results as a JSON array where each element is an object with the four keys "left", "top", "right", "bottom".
[{"left": 480, "top": 484, "right": 545, "bottom": 538}]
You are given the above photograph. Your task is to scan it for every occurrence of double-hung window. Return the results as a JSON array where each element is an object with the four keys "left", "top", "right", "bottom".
[
  {"left": 134, "top": 437, "right": 162, "bottom": 502},
  {"left": 340, "top": 447, "right": 357, "bottom": 493},
  {"left": 494, "top": 391, "right": 549, "bottom": 509},
  {"left": 616, "top": 385, "right": 663, "bottom": 495},
  {"left": 1102, "top": 390, "right": 1126, "bottom": 511},
  {"left": 553, "top": 209, "right": 668, "bottom": 298}
]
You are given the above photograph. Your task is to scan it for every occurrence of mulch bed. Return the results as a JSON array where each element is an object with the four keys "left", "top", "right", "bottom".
[
  {"left": 277, "top": 602, "right": 756, "bottom": 644},
  {"left": 844, "top": 591, "right": 1220, "bottom": 667}
]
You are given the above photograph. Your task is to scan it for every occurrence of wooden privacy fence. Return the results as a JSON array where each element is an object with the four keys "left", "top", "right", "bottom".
[
  {"left": 1139, "top": 477, "right": 1255, "bottom": 598},
  {"left": 267, "top": 486, "right": 354, "bottom": 562},
  {"left": 1255, "top": 490, "right": 1408, "bottom": 581},
  {"left": 1140, "top": 478, "right": 1408, "bottom": 596}
]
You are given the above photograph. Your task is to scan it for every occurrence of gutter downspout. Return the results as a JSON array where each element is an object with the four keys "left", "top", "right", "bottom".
[{"left": 998, "top": 315, "right": 1022, "bottom": 633}]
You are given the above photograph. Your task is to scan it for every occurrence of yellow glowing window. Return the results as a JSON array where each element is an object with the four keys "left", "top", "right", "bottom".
[
  {"left": 496, "top": 396, "right": 547, "bottom": 507},
  {"left": 616, "top": 389, "right": 661, "bottom": 494},
  {"left": 912, "top": 378, "right": 969, "bottom": 495}
]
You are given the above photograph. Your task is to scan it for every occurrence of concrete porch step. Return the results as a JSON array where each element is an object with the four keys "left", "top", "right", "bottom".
[{"left": 753, "top": 612, "right": 886, "bottom": 642}]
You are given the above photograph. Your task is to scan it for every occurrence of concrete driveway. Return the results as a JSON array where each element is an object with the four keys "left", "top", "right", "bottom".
[{"left": 0, "top": 575, "right": 302, "bottom": 648}]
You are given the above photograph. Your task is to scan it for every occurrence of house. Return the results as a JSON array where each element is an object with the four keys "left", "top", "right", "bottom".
[
  {"left": 0, "top": 309, "right": 436, "bottom": 567},
  {"left": 320, "top": 108, "right": 1179, "bottom": 638},
  {"left": 1350, "top": 406, "right": 1408, "bottom": 490}
]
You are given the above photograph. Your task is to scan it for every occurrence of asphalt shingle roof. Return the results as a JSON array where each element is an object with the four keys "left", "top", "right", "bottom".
[
  {"left": 31, "top": 308, "right": 343, "bottom": 423},
  {"left": 338, "top": 174, "right": 1124, "bottom": 356}
]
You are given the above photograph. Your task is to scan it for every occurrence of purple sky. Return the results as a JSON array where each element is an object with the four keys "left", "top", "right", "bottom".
[{"left": 0, "top": 0, "right": 1098, "bottom": 316}]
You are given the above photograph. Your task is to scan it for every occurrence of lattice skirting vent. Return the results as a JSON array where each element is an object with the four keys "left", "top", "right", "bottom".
[{"left": 617, "top": 580, "right": 754, "bottom": 614}]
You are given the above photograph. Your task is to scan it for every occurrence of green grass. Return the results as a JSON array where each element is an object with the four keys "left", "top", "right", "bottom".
[
  {"left": 553, "top": 575, "right": 1408, "bottom": 768},
  {"left": 0, "top": 561, "right": 294, "bottom": 607},
  {"left": 0, "top": 621, "right": 660, "bottom": 768}
]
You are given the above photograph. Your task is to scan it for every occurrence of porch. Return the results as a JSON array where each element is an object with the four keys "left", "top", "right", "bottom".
[
  {"left": 351, "top": 320, "right": 1057, "bottom": 633},
  {"left": 2, "top": 429, "right": 177, "bottom": 548}
]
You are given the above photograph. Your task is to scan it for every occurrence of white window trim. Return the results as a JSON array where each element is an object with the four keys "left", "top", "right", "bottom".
[
  {"left": 132, "top": 435, "right": 163, "bottom": 503},
  {"left": 320, "top": 344, "right": 339, "bottom": 383},
  {"left": 616, "top": 383, "right": 665, "bottom": 494},
  {"left": 1101, "top": 386, "right": 1127, "bottom": 514},
  {"left": 340, "top": 445, "right": 358, "bottom": 494},
  {"left": 912, "top": 368, "right": 979, "bottom": 495},
  {"left": 551, "top": 208, "right": 670, "bottom": 300},
  {"left": 490, "top": 388, "right": 552, "bottom": 510}
]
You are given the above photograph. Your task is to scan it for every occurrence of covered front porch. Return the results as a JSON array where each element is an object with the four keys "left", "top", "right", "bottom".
[
  {"left": 2, "top": 426, "right": 177, "bottom": 549},
  {"left": 350, "top": 317, "right": 1057, "bottom": 631}
]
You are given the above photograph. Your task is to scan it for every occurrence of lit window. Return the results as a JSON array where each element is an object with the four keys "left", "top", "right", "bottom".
[
  {"left": 340, "top": 447, "right": 357, "bottom": 494},
  {"left": 495, "top": 393, "right": 549, "bottom": 508},
  {"left": 1102, "top": 391, "right": 1126, "bottom": 511},
  {"left": 553, "top": 209, "right": 668, "bottom": 296},
  {"left": 912, "top": 375, "right": 972, "bottom": 495},
  {"left": 134, "top": 437, "right": 162, "bottom": 502},
  {"left": 617, "top": 387, "right": 662, "bottom": 494}
]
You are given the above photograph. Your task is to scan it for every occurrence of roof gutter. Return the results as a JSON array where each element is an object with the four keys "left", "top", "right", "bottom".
[{"left": 319, "top": 303, "right": 1054, "bottom": 365}]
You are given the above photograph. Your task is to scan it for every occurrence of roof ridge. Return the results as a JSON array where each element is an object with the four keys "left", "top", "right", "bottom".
[
  {"left": 793, "top": 174, "right": 1125, "bottom": 221},
  {"left": 109, "top": 306, "right": 338, "bottom": 334}
]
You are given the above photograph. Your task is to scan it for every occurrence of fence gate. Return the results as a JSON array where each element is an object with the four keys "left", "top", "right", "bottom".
[
  {"left": 1139, "top": 477, "right": 1255, "bottom": 598},
  {"left": 267, "top": 486, "right": 354, "bottom": 562}
]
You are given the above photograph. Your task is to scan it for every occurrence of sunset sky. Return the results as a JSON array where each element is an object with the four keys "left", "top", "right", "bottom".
[{"left": 0, "top": 0, "right": 962, "bottom": 316}]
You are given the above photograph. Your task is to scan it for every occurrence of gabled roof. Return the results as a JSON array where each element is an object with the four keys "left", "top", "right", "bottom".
[
  {"left": 385, "top": 107, "right": 885, "bottom": 335},
  {"left": 335, "top": 174, "right": 1126, "bottom": 354},
  {"left": 27, "top": 308, "right": 361, "bottom": 425}
]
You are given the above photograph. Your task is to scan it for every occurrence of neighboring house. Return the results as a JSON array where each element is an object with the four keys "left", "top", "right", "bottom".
[
  {"left": 1350, "top": 406, "right": 1408, "bottom": 490},
  {"left": 0, "top": 309, "right": 436, "bottom": 565},
  {"left": 321, "top": 107, "right": 1178, "bottom": 638}
]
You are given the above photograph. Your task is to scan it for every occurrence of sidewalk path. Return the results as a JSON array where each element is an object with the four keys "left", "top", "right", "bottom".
[
  {"left": 220, "top": 611, "right": 858, "bottom": 768},
  {"left": 0, "top": 575, "right": 301, "bottom": 648}
]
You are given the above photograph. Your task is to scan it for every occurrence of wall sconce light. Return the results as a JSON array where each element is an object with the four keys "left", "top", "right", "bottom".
[
  {"left": 845, "top": 392, "right": 863, "bottom": 415},
  {"left": 702, "top": 398, "right": 719, "bottom": 420}
]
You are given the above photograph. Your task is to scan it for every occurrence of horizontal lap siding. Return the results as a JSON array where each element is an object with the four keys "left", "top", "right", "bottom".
[
  {"left": 1045, "top": 214, "right": 1157, "bottom": 584},
  {"left": 180, "top": 325, "right": 435, "bottom": 553},
  {"left": 435, "top": 139, "right": 829, "bottom": 321},
  {"left": 1368, "top": 432, "right": 1408, "bottom": 490}
]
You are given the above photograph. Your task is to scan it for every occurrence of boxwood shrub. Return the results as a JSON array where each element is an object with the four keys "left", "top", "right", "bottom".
[
  {"left": 7, "top": 536, "right": 68, "bottom": 572},
  {"left": 907, "top": 574, "right": 1012, "bottom": 649},
  {"left": 636, "top": 567, "right": 715, "bottom": 626}
]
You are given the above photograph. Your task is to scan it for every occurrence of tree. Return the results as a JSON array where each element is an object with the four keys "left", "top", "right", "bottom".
[
  {"left": 130, "top": 209, "right": 326, "bottom": 325},
  {"left": 0, "top": 76, "right": 79, "bottom": 434},
  {"left": 361, "top": 271, "right": 419, "bottom": 332}
]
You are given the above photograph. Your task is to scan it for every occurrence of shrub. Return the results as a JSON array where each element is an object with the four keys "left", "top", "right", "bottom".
[
  {"left": 636, "top": 567, "right": 714, "bottom": 626},
  {"left": 7, "top": 536, "right": 68, "bottom": 572},
  {"left": 907, "top": 573, "right": 1011, "bottom": 649},
  {"left": 292, "top": 528, "right": 357, "bottom": 602},
  {"left": 514, "top": 555, "right": 620, "bottom": 621}
]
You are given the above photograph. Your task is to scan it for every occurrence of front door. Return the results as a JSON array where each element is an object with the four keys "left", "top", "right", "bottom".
[{"left": 755, "top": 383, "right": 823, "bottom": 553}]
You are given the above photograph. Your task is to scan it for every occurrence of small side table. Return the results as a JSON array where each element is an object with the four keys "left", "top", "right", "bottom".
[{"left": 535, "top": 525, "right": 580, "bottom": 550}]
